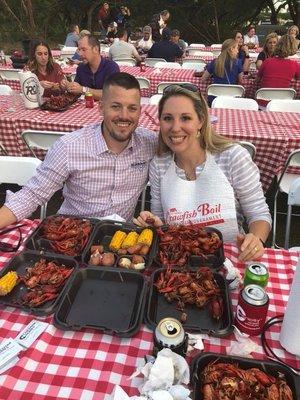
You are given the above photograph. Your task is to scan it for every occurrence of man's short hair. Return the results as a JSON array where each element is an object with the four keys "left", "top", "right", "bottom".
[
  {"left": 70, "top": 24, "right": 78, "bottom": 32},
  {"left": 103, "top": 72, "right": 140, "bottom": 95},
  {"left": 81, "top": 34, "right": 100, "bottom": 51},
  {"left": 162, "top": 28, "right": 171, "bottom": 40},
  {"left": 117, "top": 27, "right": 127, "bottom": 39},
  {"left": 171, "top": 29, "right": 180, "bottom": 37}
]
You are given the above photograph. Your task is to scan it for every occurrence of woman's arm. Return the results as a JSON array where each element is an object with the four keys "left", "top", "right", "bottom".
[{"left": 256, "top": 59, "right": 263, "bottom": 69}]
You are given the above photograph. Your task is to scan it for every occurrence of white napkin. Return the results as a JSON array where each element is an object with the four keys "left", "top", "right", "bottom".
[{"left": 226, "top": 326, "right": 260, "bottom": 357}]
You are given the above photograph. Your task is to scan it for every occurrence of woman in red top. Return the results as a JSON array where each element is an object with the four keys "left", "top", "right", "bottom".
[
  {"left": 25, "top": 41, "right": 64, "bottom": 97},
  {"left": 257, "top": 34, "right": 300, "bottom": 88}
]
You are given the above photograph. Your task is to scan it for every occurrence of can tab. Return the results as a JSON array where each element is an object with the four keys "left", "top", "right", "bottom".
[{"left": 165, "top": 323, "right": 177, "bottom": 335}]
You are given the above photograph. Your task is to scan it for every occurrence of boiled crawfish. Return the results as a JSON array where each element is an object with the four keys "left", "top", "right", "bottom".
[
  {"left": 155, "top": 266, "right": 223, "bottom": 322},
  {"left": 41, "top": 216, "right": 92, "bottom": 256},
  {"left": 157, "top": 224, "right": 222, "bottom": 267},
  {"left": 201, "top": 361, "right": 293, "bottom": 400}
]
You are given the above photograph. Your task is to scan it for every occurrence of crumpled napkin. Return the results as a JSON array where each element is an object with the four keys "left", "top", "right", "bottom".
[
  {"left": 226, "top": 326, "right": 260, "bottom": 357},
  {"left": 223, "top": 258, "right": 242, "bottom": 290}
]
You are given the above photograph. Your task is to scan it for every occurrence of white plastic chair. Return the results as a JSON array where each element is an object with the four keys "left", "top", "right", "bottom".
[
  {"left": 0, "top": 142, "right": 8, "bottom": 155},
  {"left": 0, "top": 156, "right": 47, "bottom": 219},
  {"left": 211, "top": 96, "right": 258, "bottom": 110},
  {"left": 0, "top": 84, "right": 13, "bottom": 95},
  {"left": 255, "top": 88, "right": 296, "bottom": 101},
  {"left": 0, "top": 68, "right": 21, "bottom": 80},
  {"left": 157, "top": 81, "right": 192, "bottom": 94},
  {"left": 154, "top": 61, "right": 181, "bottom": 69},
  {"left": 181, "top": 62, "right": 206, "bottom": 72},
  {"left": 266, "top": 99, "right": 300, "bottom": 113},
  {"left": 114, "top": 58, "right": 136, "bottom": 66},
  {"left": 149, "top": 94, "right": 162, "bottom": 105},
  {"left": 272, "top": 149, "right": 300, "bottom": 248},
  {"left": 61, "top": 46, "right": 77, "bottom": 56},
  {"left": 145, "top": 58, "right": 166, "bottom": 67},
  {"left": 239, "top": 141, "right": 256, "bottom": 160},
  {"left": 115, "top": 60, "right": 136, "bottom": 67},
  {"left": 189, "top": 43, "right": 206, "bottom": 49},
  {"left": 136, "top": 77, "right": 150, "bottom": 90},
  {"left": 211, "top": 44, "right": 222, "bottom": 49},
  {"left": 284, "top": 178, "right": 300, "bottom": 249},
  {"left": 21, "top": 130, "right": 65, "bottom": 158},
  {"left": 186, "top": 50, "right": 213, "bottom": 57},
  {"left": 207, "top": 84, "right": 245, "bottom": 97}
]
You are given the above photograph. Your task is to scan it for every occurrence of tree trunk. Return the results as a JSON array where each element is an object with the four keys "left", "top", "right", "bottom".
[{"left": 87, "top": 1, "right": 99, "bottom": 33}]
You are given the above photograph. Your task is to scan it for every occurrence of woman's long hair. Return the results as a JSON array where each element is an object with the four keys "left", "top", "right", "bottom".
[
  {"left": 27, "top": 40, "right": 54, "bottom": 75},
  {"left": 157, "top": 85, "right": 233, "bottom": 156},
  {"left": 274, "top": 34, "right": 298, "bottom": 58},
  {"left": 214, "top": 39, "right": 237, "bottom": 78},
  {"left": 263, "top": 32, "right": 278, "bottom": 57}
]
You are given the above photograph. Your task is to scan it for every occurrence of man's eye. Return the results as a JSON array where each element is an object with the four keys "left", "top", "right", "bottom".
[
  {"left": 162, "top": 116, "right": 171, "bottom": 121},
  {"left": 112, "top": 104, "right": 120, "bottom": 109}
]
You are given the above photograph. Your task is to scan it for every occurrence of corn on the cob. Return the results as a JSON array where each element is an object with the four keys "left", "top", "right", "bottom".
[
  {"left": 121, "top": 231, "right": 139, "bottom": 249},
  {"left": 0, "top": 271, "right": 18, "bottom": 296},
  {"left": 109, "top": 230, "right": 127, "bottom": 251},
  {"left": 137, "top": 229, "right": 153, "bottom": 247}
]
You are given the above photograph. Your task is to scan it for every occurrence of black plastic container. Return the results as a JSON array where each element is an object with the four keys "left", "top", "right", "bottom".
[
  {"left": 54, "top": 266, "right": 147, "bottom": 337},
  {"left": 82, "top": 220, "right": 158, "bottom": 270},
  {"left": 191, "top": 352, "right": 300, "bottom": 400},
  {"left": 24, "top": 215, "right": 98, "bottom": 258},
  {"left": 0, "top": 251, "right": 78, "bottom": 316},
  {"left": 145, "top": 267, "right": 233, "bottom": 336},
  {"left": 156, "top": 226, "right": 225, "bottom": 270}
]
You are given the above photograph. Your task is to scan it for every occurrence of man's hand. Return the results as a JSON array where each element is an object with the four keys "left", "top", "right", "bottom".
[
  {"left": 237, "top": 233, "right": 264, "bottom": 261},
  {"left": 65, "top": 82, "right": 83, "bottom": 94}
]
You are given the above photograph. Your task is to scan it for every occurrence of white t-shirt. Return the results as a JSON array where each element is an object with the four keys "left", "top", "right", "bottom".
[{"left": 108, "top": 40, "right": 139, "bottom": 60}]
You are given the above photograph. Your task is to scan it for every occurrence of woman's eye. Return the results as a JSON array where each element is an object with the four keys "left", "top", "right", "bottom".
[{"left": 182, "top": 116, "right": 191, "bottom": 121}]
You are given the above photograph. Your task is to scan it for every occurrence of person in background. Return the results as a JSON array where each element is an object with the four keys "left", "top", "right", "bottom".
[
  {"left": 201, "top": 39, "right": 243, "bottom": 106},
  {"left": 257, "top": 34, "right": 300, "bottom": 90},
  {"left": 256, "top": 32, "right": 278, "bottom": 69},
  {"left": 233, "top": 30, "right": 250, "bottom": 72},
  {"left": 0, "top": 72, "right": 158, "bottom": 229},
  {"left": 136, "top": 26, "right": 153, "bottom": 55},
  {"left": 148, "top": 28, "right": 183, "bottom": 62},
  {"left": 106, "top": 22, "right": 118, "bottom": 44},
  {"left": 170, "top": 29, "right": 187, "bottom": 53},
  {"left": 150, "top": 10, "right": 170, "bottom": 42},
  {"left": 244, "top": 26, "right": 259, "bottom": 49},
  {"left": 64, "top": 24, "right": 80, "bottom": 47},
  {"left": 115, "top": 5, "right": 131, "bottom": 31},
  {"left": 287, "top": 25, "right": 300, "bottom": 48},
  {"left": 109, "top": 28, "right": 141, "bottom": 62},
  {"left": 25, "top": 41, "right": 65, "bottom": 97},
  {"left": 98, "top": 2, "right": 111, "bottom": 39},
  {"left": 61, "top": 35, "right": 119, "bottom": 100},
  {"left": 134, "top": 85, "right": 271, "bottom": 261}
]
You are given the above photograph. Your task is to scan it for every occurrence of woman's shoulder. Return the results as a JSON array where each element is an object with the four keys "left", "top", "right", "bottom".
[
  {"left": 151, "top": 152, "right": 173, "bottom": 165},
  {"left": 215, "top": 143, "right": 250, "bottom": 163}
]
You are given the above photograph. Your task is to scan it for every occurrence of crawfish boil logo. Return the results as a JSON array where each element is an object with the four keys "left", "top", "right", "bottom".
[
  {"left": 166, "top": 202, "right": 224, "bottom": 226},
  {"left": 22, "top": 77, "right": 40, "bottom": 103}
]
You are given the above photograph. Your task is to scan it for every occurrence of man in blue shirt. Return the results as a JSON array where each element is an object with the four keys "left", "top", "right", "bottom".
[
  {"left": 148, "top": 28, "right": 183, "bottom": 62},
  {"left": 62, "top": 35, "right": 119, "bottom": 100},
  {"left": 64, "top": 24, "right": 80, "bottom": 47}
]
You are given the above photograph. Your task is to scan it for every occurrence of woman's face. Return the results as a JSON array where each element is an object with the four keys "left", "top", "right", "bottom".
[
  {"left": 160, "top": 95, "right": 203, "bottom": 155},
  {"left": 289, "top": 27, "right": 298, "bottom": 38},
  {"left": 248, "top": 28, "right": 255, "bottom": 37},
  {"left": 266, "top": 37, "right": 278, "bottom": 53},
  {"left": 35, "top": 45, "right": 49, "bottom": 67},
  {"left": 235, "top": 33, "right": 243, "bottom": 46},
  {"left": 228, "top": 44, "right": 239, "bottom": 58}
]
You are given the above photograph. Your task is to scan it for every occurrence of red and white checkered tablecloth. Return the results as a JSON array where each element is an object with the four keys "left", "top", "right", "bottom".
[{"left": 0, "top": 219, "right": 299, "bottom": 400}]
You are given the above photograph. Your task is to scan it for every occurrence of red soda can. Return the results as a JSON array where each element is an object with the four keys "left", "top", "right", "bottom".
[
  {"left": 140, "top": 60, "right": 146, "bottom": 72},
  {"left": 235, "top": 284, "right": 269, "bottom": 336},
  {"left": 85, "top": 92, "right": 94, "bottom": 108}
]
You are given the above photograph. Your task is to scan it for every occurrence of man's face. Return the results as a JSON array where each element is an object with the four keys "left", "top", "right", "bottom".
[
  {"left": 101, "top": 85, "right": 141, "bottom": 146},
  {"left": 171, "top": 34, "right": 179, "bottom": 43},
  {"left": 249, "top": 28, "right": 255, "bottom": 37},
  {"left": 78, "top": 37, "right": 98, "bottom": 64},
  {"left": 143, "top": 31, "right": 150, "bottom": 41}
]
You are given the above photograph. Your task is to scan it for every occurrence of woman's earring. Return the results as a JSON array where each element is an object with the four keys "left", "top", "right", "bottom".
[{"left": 196, "top": 129, "right": 201, "bottom": 138}]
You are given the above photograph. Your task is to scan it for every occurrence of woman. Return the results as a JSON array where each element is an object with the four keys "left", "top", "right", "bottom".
[
  {"left": 25, "top": 41, "right": 64, "bottom": 97},
  {"left": 287, "top": 25, "right": 300, "bottom": 48},
  {"left": 256, "top": 32, "right": 278, "bottom": 69},
  {"left": 201, "top": 39, "right": 243, "bottom": 106},
  {"left": 234, "top": 30, "right": 250, "bottom": 72},
  {"left": 134, "top": 85, "right": 271, "bottom": 261},
  {"left": 257, "top": 34, "right": 300, "bottom": 89}
]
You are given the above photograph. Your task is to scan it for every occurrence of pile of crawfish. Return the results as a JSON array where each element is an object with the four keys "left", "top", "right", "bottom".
[
  {"left": 155, "top": 266, "right": 223, "bottom": 323},
  {"left": 42, "top": 93, "right": 79, "bottom": 110},
  {"left": 201, "top": 361, "right": 293, "bottom": 400},
  {"left": 41, "top": 216, "right": 92, "bottom": 256},
  {"left": 157, "top": 225, "right": 222, "bottom": 267},
  {"left": 19, "top": 258, "right": 74, "bottom": 307}
]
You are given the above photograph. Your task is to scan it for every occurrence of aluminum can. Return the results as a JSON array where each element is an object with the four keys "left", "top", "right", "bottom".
[
  {"left": 153, "top": 317, "right": 188, "bottom": 357},
  {"left": 244, "top": 262, "right": 269, "bottom": 288},
  {"left": 85, "top": 92, "right": 94, "bottom": 108},
  {"left": 235, "top": 284, "right": 269, "bottom": 336},
  {"left": 140, "top": 61, "right": 146, "bottom": 72}
]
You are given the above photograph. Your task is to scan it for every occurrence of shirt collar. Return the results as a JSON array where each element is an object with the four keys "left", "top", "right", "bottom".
[{"left": 94, "top": 123, "right": 137, "bottom": 155}]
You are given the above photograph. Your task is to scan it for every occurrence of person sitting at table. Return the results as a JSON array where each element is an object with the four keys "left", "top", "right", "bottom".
[
  {"left": 105, "top": 22, "right": 118, "bottom": 44},
  {"left": 108, "top": 28, "right": 141, "bottom": 63},
  {"left": 134, "top": 84, "right": 271, "bottom": 261},
  {"left": 61, "top": 35, "right": 119, "bottom": 101},
  {"left": 257, "top": 34, "right": 300, "bottom": 91},
  {"left": 233, "top": 30, "right": 250, "bottom": 72},
  {"left": 64, "top": 24, "right": 80, "bottom": 47},
  {"left": 170, "top": 29, "right": 187, "bottom": 53},
  {"left": 201, "top": 39, "right": 243, "bottom": 106},
  {"left": 256, "top": 32, "right": 278, "bottom": 70},
  {"left": 287, "top": 25, "right": 300, "bottom": 48},
  {"left": 148, "top": 28, "right": 183, "bottom": 62},
  {"left": 244, "top": 26, "right": 259, "bottom": 49},
  {"left": 24, "top": 40, "right": 65, "bottom": 97},
  {"left": 0, "top": 72, "right": 158, "bottom": 230},
  {"left": 136, "top": 26, "right": 153, "bottom": 55}
]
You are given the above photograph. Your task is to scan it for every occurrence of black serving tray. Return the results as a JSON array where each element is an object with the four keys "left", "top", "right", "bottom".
[
  {"left": 40, "top": 93, "right": 81, "bottom": 112},
  {"left": 24, "top": 214, "right": 98, "bottom": 258},
  {"left": 82, "top": 220, "right": 158, "bottom": 270},
  {"left": 191, "top": 352, "right": 300, "bottom": 400},
  {"left": 0, "top": 251, "right": 78, "bottom": 316},
  {"left": 156, "top": 226, "right": 225, "bottom": 270},
  {"left": 53, "top": 266, "right": 147, "bottom": 337},
  {"left": 145, "top": 267, "right": 233, "bottom": 336}
]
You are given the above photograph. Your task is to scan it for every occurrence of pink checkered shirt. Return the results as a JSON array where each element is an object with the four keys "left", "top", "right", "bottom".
[{"left": 5, "top": 123, "right": 158, "bottom": 221}]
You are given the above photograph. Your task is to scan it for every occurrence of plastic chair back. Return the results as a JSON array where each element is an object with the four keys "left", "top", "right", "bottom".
[
  {"left": 145, "top": 58, "right": 166, "bottom": 67},
  {"left": 21, "top": 130, "right": 65, "bottom": 158},
  {"left": 207, "top": 84, "right": 245, "bottom": 97},
  {"left": 149, "top": 94, "right": 162, "bottom": 105},
  {"left": 0, "top": 68, "right": 21, "bottom": 80},
  {"left": 186, "top": 50, "right": 213, "bottom": 57},
  {"left": 266, "top": 99, "right": 300, "bottom": 113},
  {"left": 239, "top": 141, "right": 256, "bottom": 160},
  {"left": 154, "top": 61, "right": 181, "bottom": 69},
  {"left": 0, "top": 84, "right": 13, "bottom": 95},
  {"left": 114, "top": 58, "right": 136, "bottom": 66},
  {"left": 136, "top": 77, "right": 150, "bottom": 90},
  {"left": 157, "top": 81, "right": 192, "bottom": 94},
  {"left": 255, "top": 88, "right": 296, "bottom": 101},
  {"left": 189, "top": 44, "right": 206, "bottom": 48},
  {"left": 212, "top": 96, "right": 258, "bottom": 110},
  {"left": 181, "top": 62, "right": 206, "bottom": 72}
]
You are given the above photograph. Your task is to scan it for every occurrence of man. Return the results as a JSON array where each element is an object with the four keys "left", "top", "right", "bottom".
[
  {"left": 109, "top": 28, "right": 141, "bottom": 62},
  {"left": 244, "top": 26, "right": 259, "bottom": 49},
  {"left": 64, "top": 24, "right": 80, "bottom": 47},
  {"left": 170, "top": 29, "right": 187, "bottom": 53},
  {"left": 136, "top": 26, "right": 153, "bottom": 55},
  {"left": 0, "top": 73, "right": 157, "bottom": 230},
  {"left": 62, "top": 35, "right": 119, "bottom": 100},
  {"left": 148, "top": 28, "right": 183, "bottom": 62}
]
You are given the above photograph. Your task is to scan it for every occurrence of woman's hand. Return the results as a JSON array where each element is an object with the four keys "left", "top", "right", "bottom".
[
  {"left": 133, "top": 211, "right": 163, "bottom": 228},
  {"left": 237, "top": 233, "right": 264, "bottom": 261},
  {"left": 40, "top": 80, "right": 54, "bottom": 89},
  {"left": 60, "top": 79, "right": 70, "bottom": 90}
]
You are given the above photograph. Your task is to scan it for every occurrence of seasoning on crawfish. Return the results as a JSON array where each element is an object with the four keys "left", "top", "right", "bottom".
[{"left": 155, "top": 266, "right": 223, "bottom": 322}]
